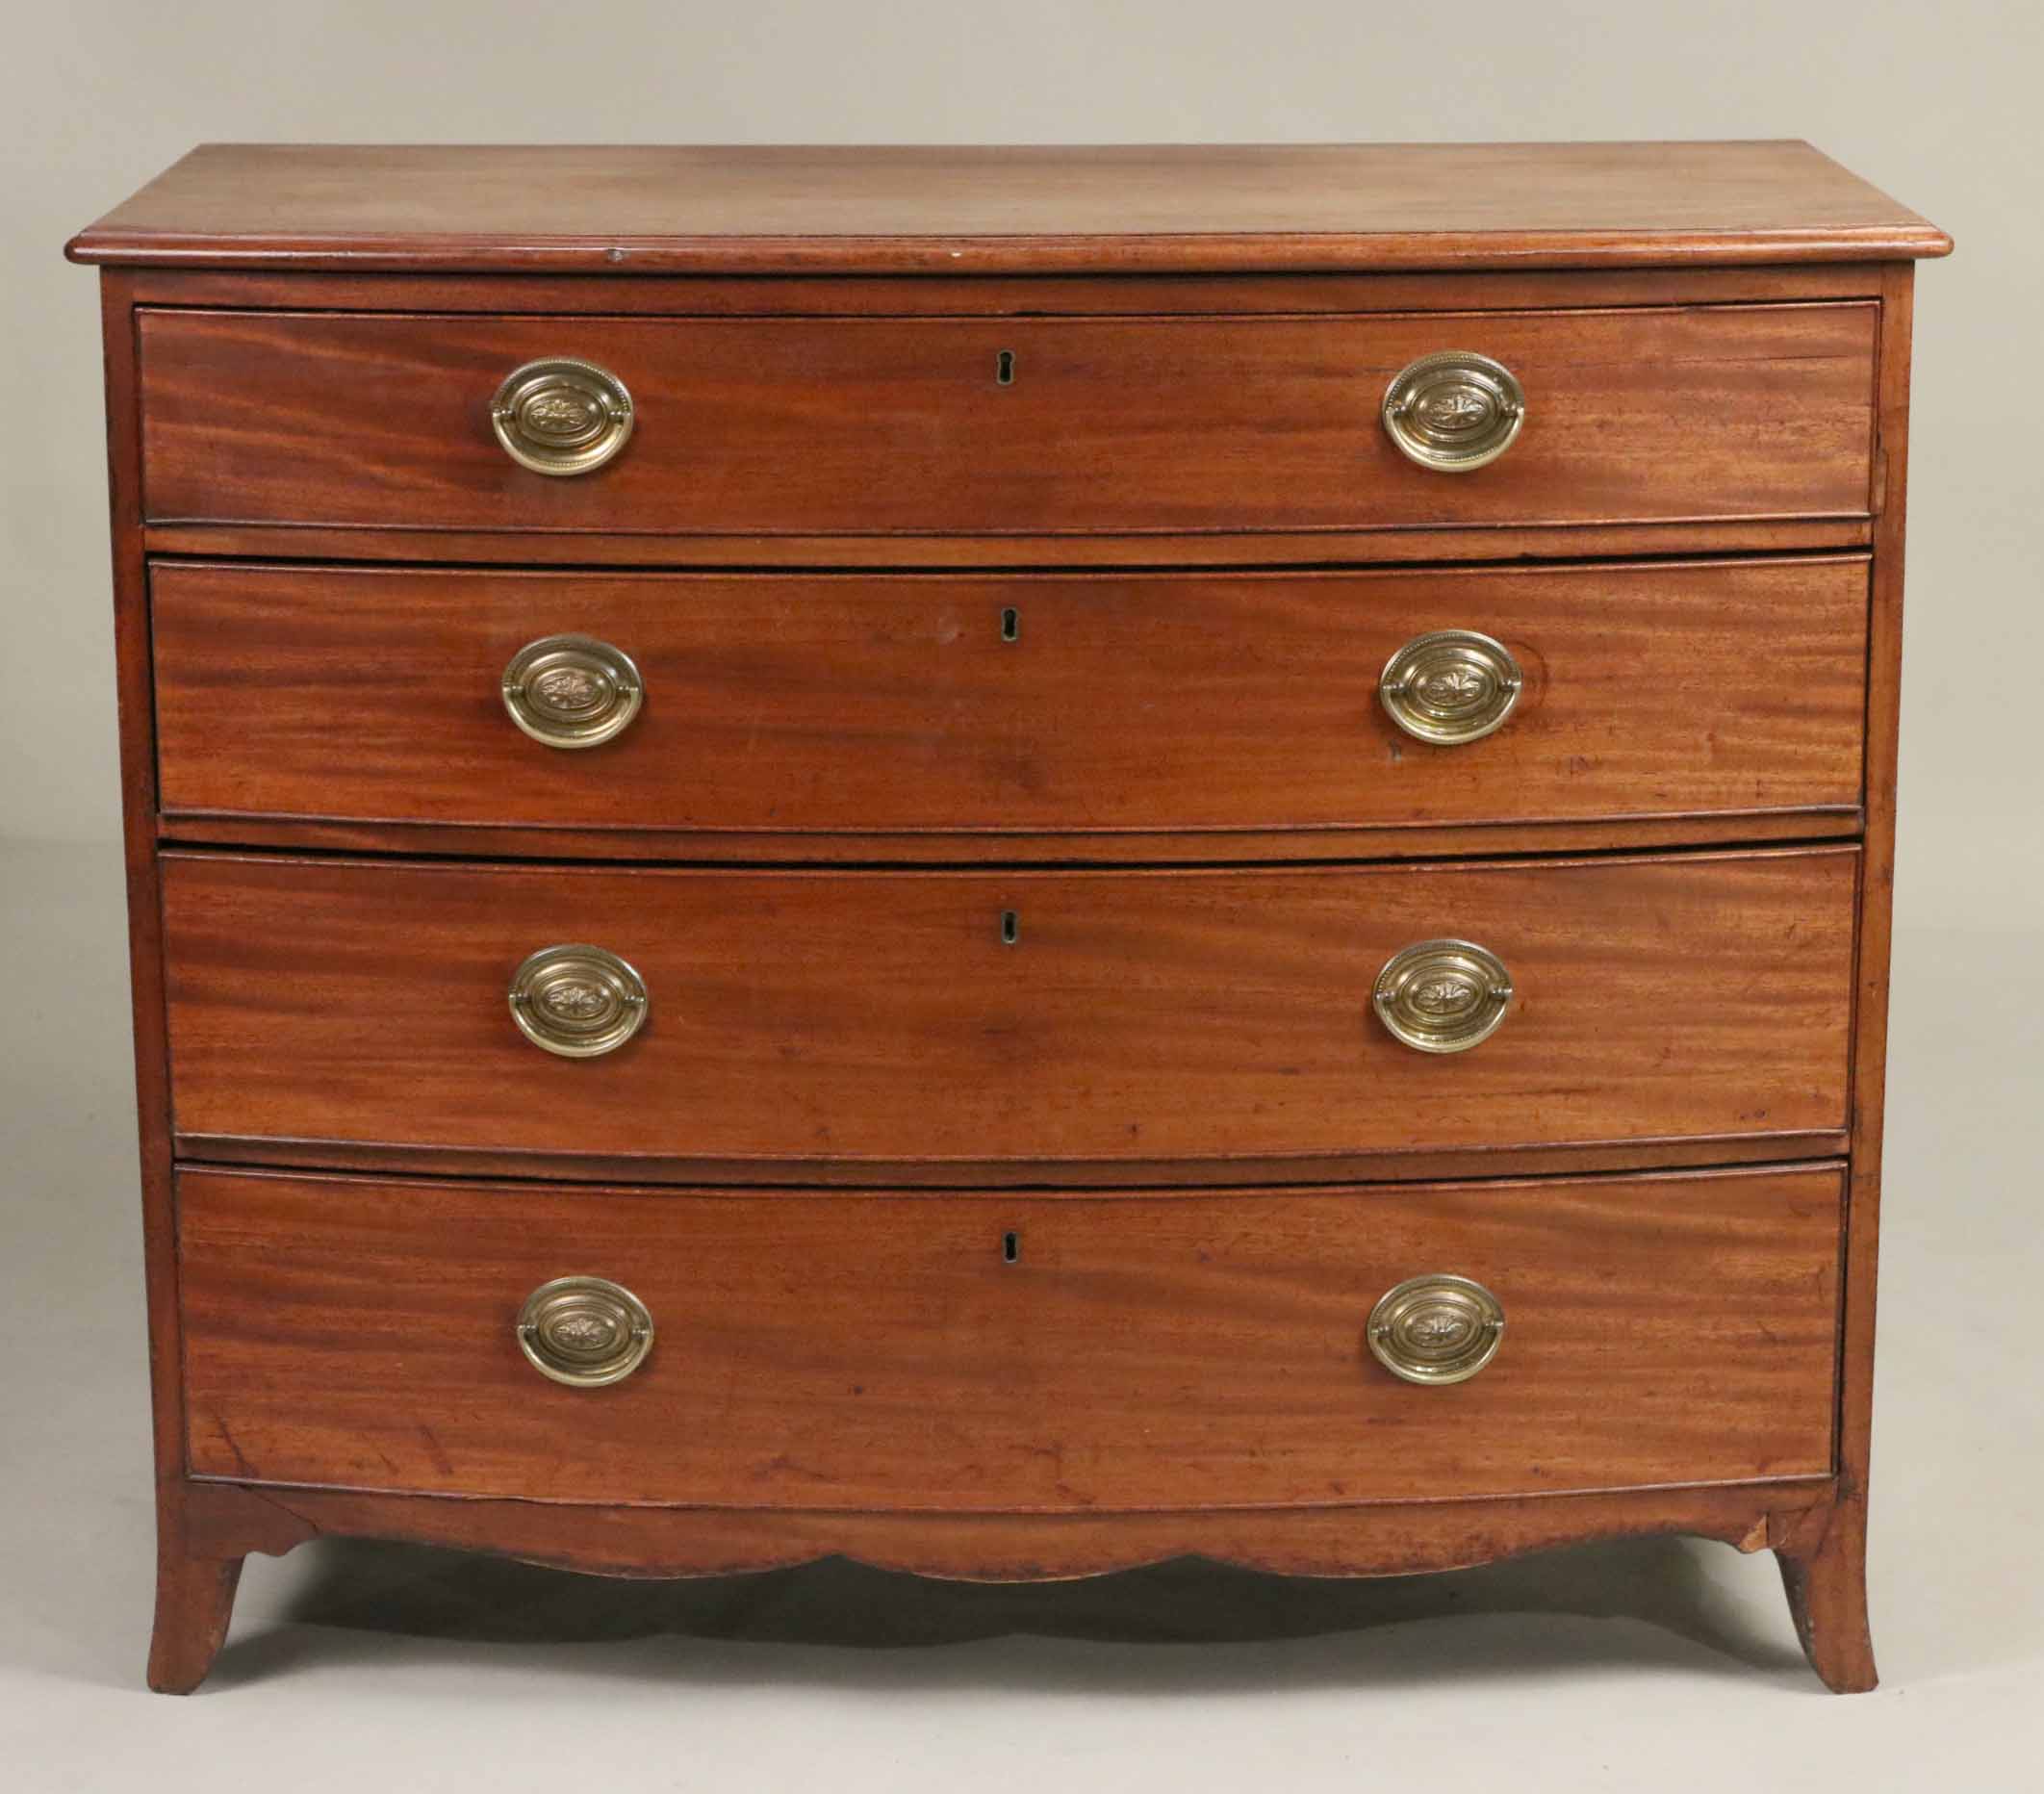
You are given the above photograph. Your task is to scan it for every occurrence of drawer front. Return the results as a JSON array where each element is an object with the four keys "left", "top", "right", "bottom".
[
  {"left": 162, "top": 849, "right": 1856, "bottom": 1168},
  {"left": 178, "top": 1166, "right": 1843, "bottom": 1509},
  {"left": 138, "top": 304, "right": 1876, "bottom": 536},
  {"left": 152, "top": 557, "right": 1869, "bottom": 836}
]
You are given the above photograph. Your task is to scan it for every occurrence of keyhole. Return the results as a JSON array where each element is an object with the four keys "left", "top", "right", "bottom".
[
  {"left": 1003, "top": 1231, "right": 1020, "bottom": 1264},
  {"left": 1000, "top": 910, "right": 1019, "bottom": 946},
  {"left": 1000, "top": 606, "right": 1020, "bottom": 643},
  {"left": 996, "top": 348, "right": 1016, "bottom": 385}
]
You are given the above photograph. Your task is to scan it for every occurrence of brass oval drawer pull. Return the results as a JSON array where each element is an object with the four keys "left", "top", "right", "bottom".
[
  {"left": 517, "top": 1275, "right": 654, "bottom": 1387},
  {"left": 1381, "top": 350, "right": 1525, "bottom": 473},
  {"left": 490, "top": 357, "right": 635, "bottom": 475},
  {"left": 508, "top": 944, "right": 649, "bottom": 1058},
  {"left": 1368, "top": 1273, "right": 1505, "bottom": 1385},
  {"left": 1373, "top": 938, "right": 1513, "bottom": 1054},
  {"left": 1379, "top": 628, "right": 1522, "bottom": 745},
  {"left": 501, "top": 633, "right": 644, "bottom": 749}
]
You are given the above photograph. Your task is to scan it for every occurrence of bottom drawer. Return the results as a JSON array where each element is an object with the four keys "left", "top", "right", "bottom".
[{"left": 178, "top": 1166, "right": 1842, "bottom": 1511}]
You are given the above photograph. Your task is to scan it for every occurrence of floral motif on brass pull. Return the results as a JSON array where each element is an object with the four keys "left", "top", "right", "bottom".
[
  {"left": 523, "top": 390, "right": 601, "bottom": 441},
  {"left": 1412, "top": 975, "right": 1482, "bottom": 1018},
  {"left": 1418, "top": 387, "right": 1493, "bottom": 431},
  {"left": 550, "top": 1312, "right": 616, "bottom": 1351},
  {"left": 533, "top": 666, "right": 602, "bottom": 711},
  {"left": 537, "top": 980, "right": 611, "bottom": 1023}
]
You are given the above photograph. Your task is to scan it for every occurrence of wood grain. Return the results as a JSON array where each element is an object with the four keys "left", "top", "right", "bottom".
[
  {"left": 136, "top": 304, "right": 1878, "bottom": 536},
  {"left": 1768, "top": 258, "right": 1923, "bottom": 1699},
  {"left": 68, "top": 142, "right": 1952, "bottom": 273},
  {"left": 1776, "top": 1499, "right": 1876, "bottom": 1693},
  {"left": 178, "top": 1165, "right": 1844, "bottom": 1509},
  {"left": 140, "top": 517, "right": 1877, "bottom": 573},
  {"left": 183, "top": 1474, "right": 1833, "bottom": 1584},
  {"left": 173, "top": 1131, "right": 1852, "bottom": 1191},
  {"left": 154, "top": 810, "right": 1863, "bottom": 871},
  {"left": 71, "top": 141, "right": 1945, "bottom": 1692},
  {"left": 119, "top": 261, "right": 1900, "bottom": 318},
  {"left": 149, "top": 556, "right": 1871, "bottom": 838},
  {"left": 160, "top": 848, "right": 1858, "bottom": 1171},
  {"left": 89, "top": 270, "right": 243, "bottom": 1697}
]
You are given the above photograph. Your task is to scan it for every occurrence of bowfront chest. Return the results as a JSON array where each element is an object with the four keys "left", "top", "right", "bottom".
[{"left": 66, "top": 141, "right": 1949, "bottom": 1692}]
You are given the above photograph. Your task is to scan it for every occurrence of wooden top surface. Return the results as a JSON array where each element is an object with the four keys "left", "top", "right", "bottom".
[{"left": 68, "top": 141, "right": 1950, "bottom": 274}]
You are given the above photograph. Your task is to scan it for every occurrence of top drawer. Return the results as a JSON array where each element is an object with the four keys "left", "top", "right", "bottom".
[{"left": 136, "top": 304, "right": 1878, "bottom": 538}]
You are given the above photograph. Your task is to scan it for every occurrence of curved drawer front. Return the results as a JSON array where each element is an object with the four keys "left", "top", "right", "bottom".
[
  {"left": 178, "top": 1166, "right": 1843, "bottom": 1510},
  {"left": 151, "top": 557, "right": 1869, "bottom": 838},
  {"left": 137, "top": 303, "right": 1876, "bottom": 536},
  {"left": 162, "top": 849, "right": 1856, "bottom": 1171}
]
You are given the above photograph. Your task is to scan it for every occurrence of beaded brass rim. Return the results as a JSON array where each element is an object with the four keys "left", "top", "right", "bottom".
[
  {"left": 1367, "top": 1274, "right": 1505, "bottom": 1386},
  {"left": 508, "top": 944, "right": 649, "bottom": 1059},
  {"left": 1379, "top": 629, "right": 1523, "bottom": 746},
  {"left": 1373, "top": 938, "right": 1514, "bottom": 1054},
  {"left": 1381, "top": 350, "right": 1525, "bottom": 473},
  {"left": 490, "top": 357, "right": 635, "bottom": 476},
  {"left": 501, "top": 634, "right": 644, "bottom": 750},
  {"left": 516, "top": 1275, "right": 655, "bottom": 1388}
]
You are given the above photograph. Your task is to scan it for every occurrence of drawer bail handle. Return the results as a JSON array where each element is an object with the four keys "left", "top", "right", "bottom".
[
  {"left": 517, "top": 1275, "right": 655, "bottom": 1387},
  {"left": 508, "top": 944, "right": 649, "bottom": 1058},
  {"left": 502, "top": 633, "right": 644, "bottom": 750},
  {"left": 1368, "top": 1274, "right": 1505, "bottom": 1385},
  {"left": 490, "top": 356, "right": 635, "bottom": 475},
  {"left": 1373, "top": 938, "right": 1513, "bottom": 1054},
  {"left": 1379, "top": 628, "right": 1522, "bottom": 746},
  {"left": 1381, "top": 350, "right": 1525, "bottom": 473}
]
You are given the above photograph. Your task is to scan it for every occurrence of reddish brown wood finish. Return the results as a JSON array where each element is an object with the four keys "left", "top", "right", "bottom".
[
  {"left": 150, "top": 556, "right": 1870, "bottom": 840},
  {"left": 141, "top": 517, "right": 1876, "bottom": 572},
  {"left": 66, "top": 142, "right": 1953, "bottom": 273},
  {"left": 147, "top": 1553, "right": 242, "bottom": 1696},
  {"left": 136, "top": 304, "right": 1878, "bottom": 537},
  {"left": 124, "top": 249, "right": 1885, "bottom": 573},
  {"left": 1775, "top": 1499, "right": 1877, "bottom": 1693},
  {"left": 175, "top": 1131, "right": 1853, "bottom": 1191},
  {"left": 91, "top": 270, "right": 237, "bottom": 1697},
  {"left": 117, "top": 260, "right": 1901, "bottom": 317},
  {"left": 1766, "top": 260, "right": 1921, "bottom": 1698},
  {"left": 184, "top": 1474, "right": 1833, "bottom": 1584},
  {"left": 73, "top": 144, "right": 1942, "bottom": 1694},
  {"left": 155, "top": 811, "right": 1862, "bottom": 870},
  {"left": 159, "top": 849, "right": 1858, "bottom": 1175},
  {"left": 178, "top": 1165, "right": 1843, "bottom": 1509}
]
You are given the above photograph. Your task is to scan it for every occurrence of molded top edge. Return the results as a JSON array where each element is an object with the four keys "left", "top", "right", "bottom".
[{"left": 67, "top": 141, "right": 1953, "bottom": 274}]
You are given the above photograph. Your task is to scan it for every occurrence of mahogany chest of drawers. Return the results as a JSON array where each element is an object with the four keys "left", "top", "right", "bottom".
[{"left": 67, "top": 142, "right": 1949, "bottom": 1693}]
